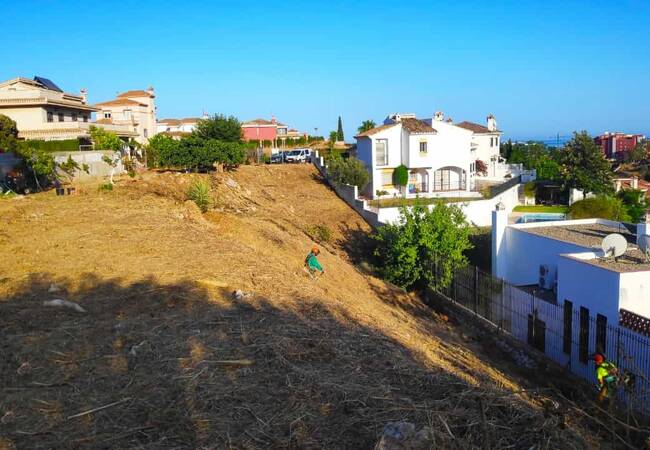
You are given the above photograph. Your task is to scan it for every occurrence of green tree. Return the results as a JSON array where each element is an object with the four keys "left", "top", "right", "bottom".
[
  {"left": 373, "top": 202, "right": 472, "bottom": 290},
  {"left": 358, "top": 120, "right": 376, "bottom": 134},
  {"left": 0, "top": 114, "right": 19, "bottom": 152},
  {"left": 193, "top": 114, "right": 242, "bottom": 142},
  {"left": 14, "top": 142, "right": 56, "bottom": 190},
  {"left": 146, "top": 133, "right": 181, "bottom": 168},
  {"left": 568, "top": 196, "right": 630, "bottom": 222},
  {"left": 617, "top": 189, "right": 649, "bottom": 223},
  {"left": 326, "top": 155, "right": 369, "bottom": 190},
  {"left": 337, "top": 116, "right": 344, "bottom": 142},
  {"left": 559, "top": 131, "right": 613, "bottom": 195},
  {"left": 625, "top": 141, "right": 648, "bottom": 163},
  {"left": 89, "top": 126, "right": 124, "bottom": 150},
  {"left": 393, "top": 165, "right": 408, "bottom": 195}
]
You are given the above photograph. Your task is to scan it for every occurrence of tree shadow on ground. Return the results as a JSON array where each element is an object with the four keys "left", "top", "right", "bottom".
[{"left": 0, "top": 274, "right": 600, "bottom": 449}]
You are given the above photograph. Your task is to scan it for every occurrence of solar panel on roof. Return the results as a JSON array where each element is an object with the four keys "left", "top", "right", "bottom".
[{"left": 33, "top": 76, "right": 63, "bottom": 92}]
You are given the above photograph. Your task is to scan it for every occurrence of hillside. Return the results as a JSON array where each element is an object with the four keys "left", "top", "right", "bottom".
[{"left": 0, "top": 165, "right": 601, "bottom": 449}]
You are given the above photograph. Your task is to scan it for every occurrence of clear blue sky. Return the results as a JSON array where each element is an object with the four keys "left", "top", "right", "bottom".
[{"left": 2, "top": 0, "right": 649, "bottom": 141}]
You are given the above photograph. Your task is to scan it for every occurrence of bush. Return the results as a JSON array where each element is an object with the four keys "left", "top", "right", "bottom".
[
  {"left": 89, "top": 126, "right": 123, "bottom": 151},
  {"left": 99, "top": 182, "right": 113, "bottom": 191},
  {"left": 376, "top": 190, "right": 389, "bottom": 197},
  {"left": 523, "top": 181, "right": 536, "bottom": 198},
  {"left": 568, "top": 196, "right": 630, "bottom": 222},
  {"left": 393, "top": 165, "right": 408, "bottom": 187},
  {"left": 310, "top": 224, "right": 332, "bottom": 243},
  {"left": 24, "top": 139, "right": 80, "bottom": 152},
  {"left": 187, "top": 179, "right": 212, "bottom": 212},
  {"left": 327, "top": 156, "right": 369, "bottom": 190},
  {"left": 617, "top": 189, "right": 649, "bottom": 223},
  {"left": 373, "top": 202, "right": 472, "bottom": 290}
]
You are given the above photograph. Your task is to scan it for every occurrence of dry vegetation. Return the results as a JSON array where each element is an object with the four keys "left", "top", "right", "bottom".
[{"left": 0, "top": 165, "right": 631, "bottom": 449}]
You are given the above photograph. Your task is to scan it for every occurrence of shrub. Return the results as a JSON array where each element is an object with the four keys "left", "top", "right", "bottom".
[
  {"left": 475, "top": 159, "right": 488, "bottom": 176},
  {"left": 187, "top": 179, "right": 212, "bottom": 212},
  {"left": 373, "top": 202, "right": 472, "bottom": 290},
  {"left": 617, "top": 189, "right": 649, "bottom": 223},
  {"left": 310, "top": 224, "right": 332, "bottom": 243},
  {"left": 568, "top": 196, "right": 630, "bottom": 222},
  {"left": 393, "top": 165, "right": 408, "bottom": 188},
  {"left": 146, "top": 133, "right": 181, "bottom": 168},
  {"left": 99, "top": 182, "right": 113, "bottom": 191},
  {"left": 24, "top": 139, "right": 80, "bottom": 152},
  {"left": 89, "top": 126, "right": 123, "bottom": 151},
  {"left": 327, "top": 156, "right": 369, "bottom": 190},
  {"left": 523, "top": 181, "right": 536, "bottom": 198},
  {"left": 376, "top": 190, "right": 389, "bottom": 197}
]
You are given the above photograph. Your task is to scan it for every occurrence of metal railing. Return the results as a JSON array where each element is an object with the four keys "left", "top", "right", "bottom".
[{"left": 433, "top": 263, "right": 650, "bottom": 416}]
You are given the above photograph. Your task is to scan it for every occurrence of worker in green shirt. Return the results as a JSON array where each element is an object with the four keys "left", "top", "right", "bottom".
[
  {"left": 593, "top": 353, "right": 619, "bottom": 403},
  {"left": 305, "top": 245, "right": 324, "bottom": 276}
]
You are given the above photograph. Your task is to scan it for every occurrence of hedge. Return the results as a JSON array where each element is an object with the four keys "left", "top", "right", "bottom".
[{"left": 24, "top": 139, "right": 81, "bottom": 152}]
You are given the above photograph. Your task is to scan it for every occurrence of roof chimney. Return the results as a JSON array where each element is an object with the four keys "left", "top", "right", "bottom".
[
  {"left": 433, "top": 111, "right": 444, "bottom": 121},
  {"left": 487, "top": 114, "right": 497, "bottom": 131},
  {"left": 80, "top": 88, "right": 88, "bottom": 104},
  {"left": 147, "top": 86, "right": 155, "bottom": 97},
  {"left": 271, "top": 115, "right": 277, "bottom": 124}
]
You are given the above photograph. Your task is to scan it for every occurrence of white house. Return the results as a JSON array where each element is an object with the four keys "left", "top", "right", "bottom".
[
  {"left": 454, "top": 115, "right": 505, "bottom": 178},
  {"left": 156, "top": 115, "right": 207, "bottom": 139},
  {"left": 492, "top": 208, "right": 650, "bottom": 388},
  {"left": 355, "top": 112, "right": 507, "bottom": 199}
]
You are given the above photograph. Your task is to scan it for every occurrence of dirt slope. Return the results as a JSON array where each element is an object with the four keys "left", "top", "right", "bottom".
[{"left": 0, "top": 165, "right": 598, "bottom": 449}]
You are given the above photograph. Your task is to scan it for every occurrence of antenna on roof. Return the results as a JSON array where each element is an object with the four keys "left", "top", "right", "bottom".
[
  {"left": 601, "top": 233, "right": 628, "bottom": 260},
  {"left": 639, "top": 235, "right": 650, "bottom": 262}
]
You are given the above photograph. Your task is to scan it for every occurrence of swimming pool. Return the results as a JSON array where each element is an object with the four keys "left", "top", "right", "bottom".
[{"left": 516, "top": 213, "right": 566, "bottom": 224}]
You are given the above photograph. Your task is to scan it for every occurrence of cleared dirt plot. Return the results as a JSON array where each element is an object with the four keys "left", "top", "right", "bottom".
[{"left": 0, "top": 165, "right": 621, "bottom": 448}]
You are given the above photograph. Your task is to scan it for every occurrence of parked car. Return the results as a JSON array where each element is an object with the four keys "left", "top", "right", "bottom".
[
  {"left": 284, "top": 148, "right": 311, "bottom": 163},
  {"left": 270, "top": 152, "right": 286, "bottom": 164}
]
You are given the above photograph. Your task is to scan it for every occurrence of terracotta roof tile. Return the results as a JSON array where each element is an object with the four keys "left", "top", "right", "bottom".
[
  {"left": 355, "top": 123, "right": 398, "bottom": 138},
  {"left": 117, "top": 89, "right": 154, "bottom": 98},
  {"left": 456, "top": 121, "right": 500, "bottom": 133},
  {"left": 158, "top": 118, "right": 182, "bottom": 125},
  {"left": 95, "top": 98, "right": 148, "bottom": 107},
  {"left": 243, "top": 118, "right": 275, "bottom": 126},
  {"left": 400, "top": 118, "right": 437, "bottom": 134}
]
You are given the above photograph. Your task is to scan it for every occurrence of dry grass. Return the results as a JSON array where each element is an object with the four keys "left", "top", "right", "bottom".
[{"left": 0, "top": 165, "right": 633, "bottom": 449}]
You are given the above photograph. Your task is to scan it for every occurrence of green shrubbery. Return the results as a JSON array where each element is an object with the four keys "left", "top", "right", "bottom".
[
  {"left": 90, "top": 126, "right": 124, "bottom": 151},
  {"left": 568, "top": 196, "right": 630, "bottom": 222},
  {"left": 310, "top": 224, "right": 332, "bottom": 243},
  {"left": 187, "top": 179, "right": 213, "bottom": 212},
  {"left": 24, "top": 139, "right": 81, "bottom": 152},
  {"left": 147, "top": 115, "right": 246, "bottom": 171},
  {"left": 326, "top": 154, "right": 369, "bottom": 190},
  {"left": 393, "top": 165, "right": 408, "bottom": 190},
  {"left": 568, "top": 190, "right": 649, "bottom": 223},
  {"left": 373, "top": 202, "right": 472, "bottom": 290}
]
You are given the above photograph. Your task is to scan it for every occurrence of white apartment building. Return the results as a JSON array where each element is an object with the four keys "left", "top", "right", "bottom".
[
  {"left": 355, "top": 112, "right": 505, "bottom": 199},
  {"left": 95, "top": 88, "right": 157, "bottom": 144},
  {"left": 0, "top": 76, "right": 137, "bottom": 142}
]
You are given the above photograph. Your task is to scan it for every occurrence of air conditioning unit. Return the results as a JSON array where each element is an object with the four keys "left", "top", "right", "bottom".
[{"left": 538, "top": 264, "right": 555, "bottom": 290}]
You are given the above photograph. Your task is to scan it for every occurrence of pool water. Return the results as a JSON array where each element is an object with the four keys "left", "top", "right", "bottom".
[{"left": 516, "top": 213, "right": 566, "bottom": 224}]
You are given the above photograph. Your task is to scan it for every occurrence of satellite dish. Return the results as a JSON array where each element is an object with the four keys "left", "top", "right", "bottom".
[
  {"left": 601, "top": 233, "right": 628, "bottom": 258},
  {"left": 639, "top": 235, "right": 650, "bottom": 260}
]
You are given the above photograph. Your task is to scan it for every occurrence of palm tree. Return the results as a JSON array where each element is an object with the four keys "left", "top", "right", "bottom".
[{"left": 358, "top": 120, "right": 376, "bottom": 134}]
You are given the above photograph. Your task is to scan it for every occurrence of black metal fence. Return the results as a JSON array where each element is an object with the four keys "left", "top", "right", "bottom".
[{"left": 435, "top": 264, "right": 650, "bottom": 415}]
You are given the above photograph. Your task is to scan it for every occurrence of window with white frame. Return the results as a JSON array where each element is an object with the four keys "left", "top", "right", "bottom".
[
  {"left": 419, "top": 141, "right": 427, "bottom": 153},
  {"left": 375, "top": 139, "right": 388, "bottom": 166},
  {"left": 381, "top": 170, "right": 393, "bottom": 186}
]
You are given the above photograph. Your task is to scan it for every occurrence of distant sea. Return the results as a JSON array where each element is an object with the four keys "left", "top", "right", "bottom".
[{"left": 512, "top": 136, "right": 572, "bottom": 148}]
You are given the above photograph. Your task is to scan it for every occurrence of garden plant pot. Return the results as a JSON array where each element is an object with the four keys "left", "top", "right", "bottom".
[
  {"left": 56, "top": 187, "right": 65, "bottom": 196},
  {"left": 67, "top": 187, "right": 76, "bottom": 195}
]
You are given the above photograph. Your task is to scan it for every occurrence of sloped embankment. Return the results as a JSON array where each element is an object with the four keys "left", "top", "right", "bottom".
[{"left": 0, "top": 165, "right": 599, "bottom": 448}]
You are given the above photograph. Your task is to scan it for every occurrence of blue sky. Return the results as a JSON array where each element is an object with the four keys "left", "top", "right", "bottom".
[{"left": 2, "top": 0, "right": 649, "bottom": 141}]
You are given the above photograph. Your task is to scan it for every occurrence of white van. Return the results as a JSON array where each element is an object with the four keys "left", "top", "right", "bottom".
[{"left": 284, "top": 148, "right": 311, "bottom": 163}]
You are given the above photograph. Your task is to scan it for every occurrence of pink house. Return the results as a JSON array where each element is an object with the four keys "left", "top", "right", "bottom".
[{"left": 241, "top": 118, "right": 278, "bottom": 142}]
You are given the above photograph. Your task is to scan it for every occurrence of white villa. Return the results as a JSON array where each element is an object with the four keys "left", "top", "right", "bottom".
[
  {"left": 0, "top": 76, "right": 137, "bottom": 142},
  {"left": 95, "top": 88, "right": 157, "bottom": 144},
  {"left": 156, "top": 115, "right": 208, "bottom": 138},
  {"left": 355, "top": 112, "right": 508, "bottom": 199}
]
